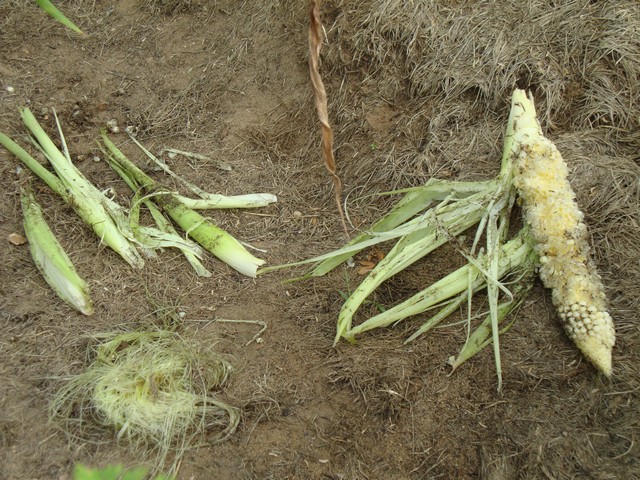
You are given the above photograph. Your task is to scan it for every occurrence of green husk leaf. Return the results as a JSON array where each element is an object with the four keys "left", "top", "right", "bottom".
[
  {"left": 101, "top": 131, "right": 266, "bottom": 277},
  {"left": 344, "top": 231, "right": 536, "bottom": 341},
  {"left": 259, "top": 185, "right": 493, "bottom": 277},
  {"left": 335, "top": 192, "right": 491, "bottom": 343},
  {"left": 7, "top": 109, "right": 145, "bottom": 268},
  {"left": 129, "top": 191, "right": 204, "bottom": 257},
  {"left": 0, "top": 132, "right": 67, "bottom": 197},
  {"left": 100, "top": 143, "right": 212, "bottom": 277},
  {"left": 160, "top": 198, "right": 266, "bottom": 277},
  {"left": 128, "top": 132, "right": 277, "bottom": 209},
  {"left": 303, "top": 179, "right": 493, "bottom": 278},
  {"left": 404, "top": 291, "right": 469, "bottom": 344},
  {"left": 21, "top": 187, "right": 93, "bottom": 315},
  {"left": 174, "top": 193, "right": 278, "bottom": 209}
]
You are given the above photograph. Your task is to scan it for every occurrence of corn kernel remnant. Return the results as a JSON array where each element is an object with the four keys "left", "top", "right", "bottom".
[{"left": 511, "top": 92, "right": 615, "bottom": 376}]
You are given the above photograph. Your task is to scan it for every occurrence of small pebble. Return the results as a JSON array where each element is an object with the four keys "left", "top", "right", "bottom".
[
  {"left": 5, "top": 85, "right": 14, "bottom": 93},
  {"left": 7, "top": 233, "right": 27, "bottom": 245}
]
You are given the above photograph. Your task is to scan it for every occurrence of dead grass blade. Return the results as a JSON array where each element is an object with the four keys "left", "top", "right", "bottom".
[{"left": 309, "top": 0, "right": 349, "bottom": 237}]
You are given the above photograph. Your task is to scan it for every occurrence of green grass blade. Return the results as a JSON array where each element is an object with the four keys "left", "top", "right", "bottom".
[
  {"left": 73, "top": 463, "right": 174, "bottom": 480},
  {"left": 36, "top": 0, "right": 83, "bottom": 34}
]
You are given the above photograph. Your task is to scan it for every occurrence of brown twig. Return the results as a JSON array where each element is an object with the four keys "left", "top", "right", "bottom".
[{"left": 308, "top": 0, "right": 349, "bottom": 238}]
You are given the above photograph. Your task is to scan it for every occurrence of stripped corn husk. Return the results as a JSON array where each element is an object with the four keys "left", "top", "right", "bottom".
[
  {"left": 510, "top": 89, "right": 615, "bottom": 376},
  {"left": 0, "top": 110, "right": 145, "bottom": 269},
  {"left": 21, "top": 188, "right": 93, "bottom": 315},
  {"left": 101, "top": 132, "right": 268, "bottom": 278}
]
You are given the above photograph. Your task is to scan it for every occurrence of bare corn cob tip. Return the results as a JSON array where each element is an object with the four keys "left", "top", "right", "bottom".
[{"left": 511, "top": 90, "right": 615, "bottom": 376}]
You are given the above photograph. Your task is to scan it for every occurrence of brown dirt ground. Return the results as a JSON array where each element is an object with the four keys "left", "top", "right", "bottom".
[{"left": 1, "top": 1, "right": 639, "bottom": 479}]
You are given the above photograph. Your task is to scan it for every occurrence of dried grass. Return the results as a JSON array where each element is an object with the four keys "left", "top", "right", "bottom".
[
  {"left": 143, "top": 0, "right": 203, "bottom": 15},
  {"left": 341, "top": 0, "right": 640, "bottom": 131}
]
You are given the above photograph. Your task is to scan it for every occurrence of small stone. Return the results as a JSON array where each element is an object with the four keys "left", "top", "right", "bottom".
[{"left": 7, "top": 233, "right": 27, "bottom": 245}]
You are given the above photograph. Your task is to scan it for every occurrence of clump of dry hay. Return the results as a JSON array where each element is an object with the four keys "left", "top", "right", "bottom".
[
  {"left": 50, "top": 330, "right": 239, "bottom": 473},
  {"left": 343, "top": 0, "right": 640, "bottom": 130},
  {"left": 323, "top": 0, "right": 640, "bottom": 182}
]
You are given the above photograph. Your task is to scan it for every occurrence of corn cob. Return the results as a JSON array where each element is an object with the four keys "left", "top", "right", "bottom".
[{"left": 510, "top": 89, "right": 615, "bottom": 376}]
